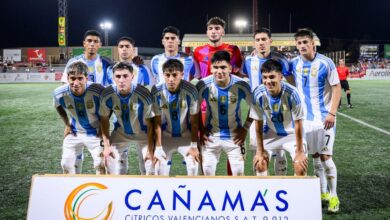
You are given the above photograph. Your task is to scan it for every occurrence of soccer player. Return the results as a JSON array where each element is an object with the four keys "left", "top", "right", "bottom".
[
  {"left": 243, "top": 28, "right": 294, "bottom": 175},
  {"left": 337, "top": 59, "right": 353, "bottom": 108},
  {"left": 290, "top": 28, "right": 341, "bottom": 213},
  {"left": 107, "top": 36, "right": 155, "bottom": 87},
  {"left": 151, "top": 59, "right": 200, "bottom": 176},
  {"left": 250, "top": 59, "right": 308, "bottom": 176},
  {"left": 150, "top": 26, "right": 199, "bottom": 84},
  {"left": 100, "top": 62, "right": 155, "bottom": 175},
  {"left": 61, "top": 30, "right": 113, "bottom": 86},
  {"left": 53, "top": 61, "right": 105, "bottom": 174},
  {"left": 197, "top": 50, "right": 252, "bottom": 176},
  {"left": 193, "top": 16, "right": 243, "bottom": 78}
]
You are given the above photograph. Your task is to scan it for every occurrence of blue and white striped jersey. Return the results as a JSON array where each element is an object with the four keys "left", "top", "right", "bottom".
[
  {"left": 99, "top": 84, "right": 154, "bottom": 137},
  {"left": 107, "top": 63, "right": 155, "bottom": 87},
  {"left": 242, "top": 51, "right": 291, "bottom": 91},
  {"left": 151, "top": 80, "right": 199, "bottom": 137},
  {"left": 250, "top": 82, "right": 304, "bottom": 136},
  {"left": 61, "top": 54, "right": 113, "bottom": 86},
  {"left": 53, "top": 82, "right": 104, "bottom": 136},
  {"left": 197, "top": 75, "right": 252, "bottom": 139},
  {"left": 290, "top": 53, "right": 340, "bottom": 122},
  {"left": 150, "top": 52, "right": 200, "bottom": 84}
]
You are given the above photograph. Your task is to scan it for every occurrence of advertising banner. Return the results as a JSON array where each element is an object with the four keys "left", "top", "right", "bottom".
[
  {"left": 0, "top": 72, "right": 58, "bottom": 83},
  {"left": 359, "top": 45, "right": 378, "bottom": 60},
  {"left": 27, "top": 48, "right": 46, "bottom": 63},
  {"left": 3, "top": 49, "right": 22, "bottom": 62},
  {"left": 384, "top": 44, "right": 390, "bottom": 59},
  {"left": 364, "top": 69, "right": 390, "bottom": 80},
  {"left": 58, "top": 17, "right": 66, "bottom": 46},
  {"left": 71, "top": 48, "right": 112, "bottom": 58},
  {"left": 28, "top": 175, "right": 321, "bottom": 220}
]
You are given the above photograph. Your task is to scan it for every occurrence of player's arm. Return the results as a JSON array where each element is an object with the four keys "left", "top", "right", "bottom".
[
  {"left": 153, "top": 115, "right": 166, "bottom": 162},
  {"left": 187, "top": 113, "right": 200, "bottom": 162},
  {"left": 101, "top": 115, "right": 114, "bottom": 161},
  {"left": 146, "top": 117, "right": 156, "bottom": 162},
  {"left": 55, "top": 106, "right": 74, "bottom": 137},
  {"left": 253, "top": 119, "right": 269, "bottom": 172},
  {"left": 293, "top": 119, "right": 308, "bottom": 176},
  {"left": 324, "top": 83, "right": 341, "bottom": 129}
]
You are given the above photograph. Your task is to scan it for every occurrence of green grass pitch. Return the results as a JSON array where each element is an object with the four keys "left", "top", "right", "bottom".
[{"left": 0, "top": 80, "right": 389, "bottom": 219}]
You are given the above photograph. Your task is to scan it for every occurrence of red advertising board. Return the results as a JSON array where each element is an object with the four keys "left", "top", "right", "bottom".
[{"left": 27, "top": 48, "right": 46, "bottom": 63}]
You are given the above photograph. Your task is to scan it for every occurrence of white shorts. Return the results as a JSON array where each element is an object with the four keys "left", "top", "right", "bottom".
[
  {"left": 161, "top": 131, "right": 192, "bottom": 161},
  {"left": 62, "top": 133, "right": 103, "bottom": 172},
  {"left": 202, "top": 135, "right": 245, "bottom": 175},
  {"left": 250, "top": 130, "right": 308, "bottom": 159},
  {"left": 303, "top": 120, "right": 336, "bottom": 155}
]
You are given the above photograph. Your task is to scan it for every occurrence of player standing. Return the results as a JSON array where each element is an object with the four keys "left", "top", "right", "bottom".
[
  {"left": 53, "top": 61, "right": 105, "bottom": 174},
  {"left": 250, "top": 59, "right": 308, "bottom": 176},
  {"left": 151, "top": 59, "right": 200, "bottom": 176},
  {"left": 197, "top": 51, "right": 252, "bottom": 176},
  {"left": 100, "top": 62, "right": 155, "bottom": 175},
  {"left": 290, "top": 28, "right": 341, "bottom": 213},
  {"left": 150, "top": 26, "right": 199, "bottom": 84},
  {"left": 61, "top": 30, "right": 113, "bottom": 86}
]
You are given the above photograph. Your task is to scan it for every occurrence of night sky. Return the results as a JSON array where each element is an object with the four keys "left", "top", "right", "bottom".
[{"left": 1, "top": 0, "right": 390, "bottom": 50}]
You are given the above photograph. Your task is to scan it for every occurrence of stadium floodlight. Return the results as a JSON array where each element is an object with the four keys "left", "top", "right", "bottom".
[
  {"left": 100, "top": 21, "right": 112, "bottom": 46},
  {"left": 235, "top": 19, "right": 248, "bottom": 33}
]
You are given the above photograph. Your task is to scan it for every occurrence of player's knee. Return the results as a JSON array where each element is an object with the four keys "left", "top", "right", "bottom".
[
  {"left": 94, "top": 162, "right": 105, "bottom": 175},
  {"left": 61, "top": 158, "right": 76, "bottom": 174},
  {"left": 320, "top": 154, "right": 331, "bottom": 161},
  {"left": 202, "top": 165, "right": 216, "bottom": 176}
]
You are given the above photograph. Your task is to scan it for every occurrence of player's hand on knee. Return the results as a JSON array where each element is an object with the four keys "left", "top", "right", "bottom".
[
  {"left": 233, "top": 127, "right": 247, "bottom": 145},
  {"left": 253, "top": 151, "right": 269, "bottom": 172},
  {"left": 200, "top": 132, "right": 212, "bottom": 146},
  {"left": 186, "top": 142, "right": 200, "bottom": 164},
  {"left": 103, "top": 146, "right": 115, "bottom": 166},
  {"left": 154, "top": 146, "right": 167, "bottom": 163},
  {"left": 63, "top": 125, "right": 76, "bottom": 138},
  {"left": 293, "top": 151, "right": 308, "bottom": 176}
]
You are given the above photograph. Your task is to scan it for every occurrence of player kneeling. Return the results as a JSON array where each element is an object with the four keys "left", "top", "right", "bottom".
[{"left": 250, "top": 59, "right": 308, "bottom": 176}]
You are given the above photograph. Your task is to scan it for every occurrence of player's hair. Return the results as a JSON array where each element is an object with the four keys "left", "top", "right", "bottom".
[
  {"left": 83, "top": 30, "right": 102, "bottom": 41},
  {"left": 207, "top": 16, "right": 226, "bottom": 29},
  {"left": 67, "top": 61, "right": 89, "bottom": 76},
  {"left": 162, "top": 26, "right": 180, "bottom": 38},
  {"left": 162, "top": 59, "right": 184, "bottom": 73},
  {"left": 117, "top": 36, "right": 135, "bottom": 46},
  {"left": 261, "top": 59, "right": 283, "bottom": 74},
  {"left": 112, "top": 61, "right": 134, "bottom": 74},
  {"left": 253, "top": 27, "right": 271, "bottom": 38},
  {"left": 294, "top": 28, "right": 314, "bottom": 40},
  {"left": 211, "top": 50, "right": 231, "bottom": 64}
]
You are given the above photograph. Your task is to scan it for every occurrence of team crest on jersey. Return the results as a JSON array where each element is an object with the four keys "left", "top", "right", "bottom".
[
  {"left": 86, "top": 100, "right": 94, "bottom": 109},
  {"left": 76, "top": 102, "right": 84, "bottom": 110},
  {"left": 220, "top": 96, "right": 227, "bottom": 103},
  {"left": 311, "top": 66, "right": 318, "bottom": 77},
  {"left": 96, "top": 63, "right": 102, "bottom": 73},
  {"left": 230, "top": 95, "right": 237, "bottom": 104},
  {"left": 303, "top": 68, "right": 310, "bottom": 76},
  {"left": 121, "top": 104, "right": 128, "bottom": 111},
  {"left": 133, "top": 68, "right": 139, "bottom": 78},
  {"left": 296, "top": 67, "right": 302, "bottom": 74},
  {"left": 67, "top": 104, "right": 74, "bottom": 110},
  {"left": 251, "top": 66, "right": 258, "bottom": 72},
  {"left": 272, "top": 103, "right": 279, "bottom": 112},
  {"left": 88, "top": 66, "right": 94, "bottom": 73},
  {"left": 131, "top": 103, "right": 138, "bottom": 111},
  {"left": 181, "top": 100, "right": 187, "bottom": 108},
  {"left": 114, "top": 105, "right": 120, "bottom": 111}
]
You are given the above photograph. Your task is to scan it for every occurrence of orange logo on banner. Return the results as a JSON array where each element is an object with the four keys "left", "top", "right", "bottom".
[{"left": 64, "top": 183, "right": 114, "bottom": 220}]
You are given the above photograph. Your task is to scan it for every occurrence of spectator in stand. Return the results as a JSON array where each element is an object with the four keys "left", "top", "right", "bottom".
[{"left": 337, "top": 59, "right": 352, "bottom": 109}]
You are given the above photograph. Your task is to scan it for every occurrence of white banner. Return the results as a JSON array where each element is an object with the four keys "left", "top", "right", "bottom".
[
  {"left": 28, "top": 175, "right": 321, "bottom": 220},
  {"left": 0, "top": 72, "right": 61, "bottom": 83},
  {"left": 3, "top": 49, "right": 22, "bottom": 62},
  {"left": 364, "top": 69, "right": 390, "bottom": 80}
]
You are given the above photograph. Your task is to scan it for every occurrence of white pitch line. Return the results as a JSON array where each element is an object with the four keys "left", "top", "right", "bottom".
[{"left": 337, "top": 112, "right": 390, "bottom": 136}]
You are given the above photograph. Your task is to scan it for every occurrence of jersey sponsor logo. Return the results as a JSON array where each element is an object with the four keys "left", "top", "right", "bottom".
[
  {"left": 86, "top": 100, "right": 94, "bottom": 109},
  {"left": 114, "top": 105, "right": 120, "bottom": 111}
]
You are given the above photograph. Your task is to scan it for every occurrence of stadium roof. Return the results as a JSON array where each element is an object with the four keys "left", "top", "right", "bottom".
[{"left": 182, "top": 33, "right": 321, "bottom": 47}]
